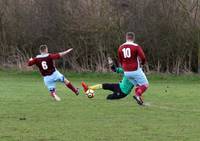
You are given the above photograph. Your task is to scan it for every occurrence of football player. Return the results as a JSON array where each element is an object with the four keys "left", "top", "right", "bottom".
[{"left": 28, "top": 45, "right": 79, "bottom": 101}]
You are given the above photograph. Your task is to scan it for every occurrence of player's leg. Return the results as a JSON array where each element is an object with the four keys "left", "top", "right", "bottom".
[
  {"left": 81, "top": 81, "right": 102, "bottom": 92},
  {"left": 82, "top": 82, "right": 119, "bottom": 93},
  {"left": 90, "top": 83, "right": 119, "bottom": 92},
  {"left": 90, "top": 84, "right": 102, "bottom": 90},
  {"left": 49, "top": 88, "right": 61, "bottom": 101},
  {"left": 64, "top": 78, "right": 79, "bottom": 95},
  {"left": 105, "top": 83, "right": 127, "bottom": 100},
  {"left": 44, "top": 76, "right": 61, "bottom": 101},
  {"left": 102, "top": 83, "right": 119, "bottom": 92},
  {"left": 124, "top": 69, "right": 148, "bottom": 105},
  {"left": 53, "top": 70, "right": 79, "bottom": 95},
  {"left": 135, "top": 84, "right": 148, "bottom": 97},
  {"left": 134, "top": 68, "right": 149, "bottom": 97},
  {"left": 133, "top": 85, "right": 148, "bottom": 105},
  {"left": 82, "top": 82, "right": 125, "bottom": 99},
  {"left": 106, "top": 92, "right": 127, "bottom": 100},
  {"left": 81, "top": 81, "right": 89, "bottom": 92},
  {"left": 133, "top": 68, "right": 149, "bottom": 105}
]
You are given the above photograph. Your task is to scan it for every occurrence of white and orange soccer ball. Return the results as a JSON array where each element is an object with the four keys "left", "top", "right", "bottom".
[{"left": 86, "top": 89, "right": 95, "bottom": 98}]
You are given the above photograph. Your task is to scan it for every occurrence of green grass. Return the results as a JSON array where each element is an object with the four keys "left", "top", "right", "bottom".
[{"left": 0, "top": 70, "right": 200, "bottom": 141}]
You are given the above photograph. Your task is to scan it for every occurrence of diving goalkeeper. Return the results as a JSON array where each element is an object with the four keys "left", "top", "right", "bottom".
[{"left": 82, "top": 59, "right": 134, "bottom": 100}]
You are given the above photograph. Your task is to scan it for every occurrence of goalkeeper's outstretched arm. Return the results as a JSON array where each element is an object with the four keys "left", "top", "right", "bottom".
[{"left": 107, "top": 57, "right": 124, "bottom": 73}]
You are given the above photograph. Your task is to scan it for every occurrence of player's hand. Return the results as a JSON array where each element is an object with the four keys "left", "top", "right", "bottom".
[
  {"left": 59, "top": 48, "right": 73, "bottom": 57},
  {"left": 66, "top": 48, "right": 73, "bottom": 54},
  {"left": 29, "top": 57, "right": 33, "bottom": 61},
  {"left": 107, "top": 57, "right": 113, "bottom": 65},
  {"left": 111, "top": 65, "right": 117, "bottom": 72}
]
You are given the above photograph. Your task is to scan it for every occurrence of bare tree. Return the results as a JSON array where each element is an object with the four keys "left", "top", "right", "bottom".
[{"left": 0, "top": 0, "right": 199, "bottom": 73}]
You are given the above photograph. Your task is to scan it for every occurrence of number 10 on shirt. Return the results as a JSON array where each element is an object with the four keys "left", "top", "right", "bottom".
[{"left": 122, "top": 48, "right": 131, "bottom": 58}]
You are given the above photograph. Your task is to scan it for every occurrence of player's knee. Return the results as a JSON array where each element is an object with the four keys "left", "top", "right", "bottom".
[
  {"left": 102, "top": 84, "right": 110, "bottom": 89},
  {"left": 106, "top": 94, "right": 114, "bottom": 100},
  {"left": 49, "top": 88, "right": 55, "bottom": 93},
  {"left": 64, "top": 78, "right": 69, "bottom": 84},
  {"left": 144, "top": 84, "right": 149, "bottom": 90},
  {"left": 107, "top": 93, "right": 127, "bottom": 100},
  {"left": 61, "top": 76, "right": 65, "bottom": 82}
]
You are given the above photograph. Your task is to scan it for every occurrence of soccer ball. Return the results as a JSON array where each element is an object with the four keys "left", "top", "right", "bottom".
[{"left": 86, "top": 89, "right": 95, "bottom": 98}]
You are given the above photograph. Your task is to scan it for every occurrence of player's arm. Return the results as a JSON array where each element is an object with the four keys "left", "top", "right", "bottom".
[
  {"left": 115, "top": 67, "right": 124, "bottom": 74},
  {"left": 110, "top": 64, "right": 124, "bottom": 74},
  {"left": 59, "top": 48, "right": 73, "bottom": 57},
  {"left": 137, "top": 46, "right": 146, "bottom": 65},
  {"left": 27, "top": 58, "right": 36, "bottom": 66},
  {"left": 50, "top": 48, "right": 73, "bottom": 60},
  {"left": 108, "top": 56, "right": 124, "bottom": 74}
]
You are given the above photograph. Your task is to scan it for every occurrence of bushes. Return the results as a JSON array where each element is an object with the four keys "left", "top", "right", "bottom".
[{"left": 0, "top": 0, "right": 199, "bottom": 73}]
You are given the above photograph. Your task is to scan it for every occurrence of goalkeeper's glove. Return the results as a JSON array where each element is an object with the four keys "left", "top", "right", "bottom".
[
  {"left": 111, "top": 65, "right": 117, "bottom": 72},
  {"left": 107, "top": 57, "right": 113, "bottom": 66}
]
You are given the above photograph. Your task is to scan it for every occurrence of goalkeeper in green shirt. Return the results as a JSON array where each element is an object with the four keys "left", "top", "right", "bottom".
[{"left": 82, "top": 59, "right": 134, "bottom": 100}]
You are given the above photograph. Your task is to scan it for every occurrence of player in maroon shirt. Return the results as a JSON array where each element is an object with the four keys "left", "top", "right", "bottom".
[
  {"left": 118, "top": 32, "right": 149, "bottom": 105},
  {"left": 28, "top": 45, "right": 79, "bottom": 101}
]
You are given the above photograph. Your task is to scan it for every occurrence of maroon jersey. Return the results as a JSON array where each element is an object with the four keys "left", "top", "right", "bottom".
[
  {"left": 118, "top": 41, "right": 146, "bottom": 71},
  {"left": 28, "top": 53, "right": 61, "bottom": 76}
]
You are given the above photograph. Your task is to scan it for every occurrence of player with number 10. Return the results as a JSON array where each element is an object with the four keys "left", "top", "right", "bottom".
[
  {"left": 28, "top": 45, "right": 79, "bottom": 101},
  {"left": 118, "top": 32, "right": 149, "bottom": 105}
]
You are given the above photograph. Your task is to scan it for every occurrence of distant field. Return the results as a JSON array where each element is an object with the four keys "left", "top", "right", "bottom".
[{"left": 0, "top": 70, "right": 200, "bottom": 141}]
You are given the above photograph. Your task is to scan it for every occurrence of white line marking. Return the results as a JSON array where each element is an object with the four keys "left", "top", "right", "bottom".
[{"left": 143, "top": 102, "right": 200, "bottom": 113}]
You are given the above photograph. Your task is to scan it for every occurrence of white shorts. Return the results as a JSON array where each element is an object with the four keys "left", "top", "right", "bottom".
[
  {"left": 124, "top": 68, "right": 149, "bottom": 86},
  {"left": 43, "top": 70, "right": 65, "bottom": 91}
]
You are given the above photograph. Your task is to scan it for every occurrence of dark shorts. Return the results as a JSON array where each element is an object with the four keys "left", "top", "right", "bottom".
[{"left": 102, "top": 83, "right": 127, "bottom": 100}]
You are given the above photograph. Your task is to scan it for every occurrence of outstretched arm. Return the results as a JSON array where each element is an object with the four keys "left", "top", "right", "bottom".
[
  {"left": 108, "top": 57, "right": 116, "bottom": 72},
  {"left": 111, "top": 64, "right": 124, "bottom": 74},
  {"left": 28, "top": 58, "right": 36, "bottom": 66},
  {"left": 49, "top": 48, "right": 73, "bottom": 60},
  {"left": 59, "top": 48, "right": 73, "bottom": 57},
  {"left": 108, "top": 57, "right": 124, "bottom": 74}
]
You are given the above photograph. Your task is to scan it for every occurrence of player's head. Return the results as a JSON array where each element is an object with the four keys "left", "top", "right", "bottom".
[
  {"left": 126, "top": 32, "right": 135, "bottom": 42},
  {"left": 40, "top": 45, "right": 48, "bottom": 54}
]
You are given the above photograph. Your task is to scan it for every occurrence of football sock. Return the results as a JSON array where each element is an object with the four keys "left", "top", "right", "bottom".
[
  {"left": 51, "top": 92, "right": 56, "bottom": 97},
  {"left": 81, "top": 82, "right": 89, "bottom": 92},
  {"left": 135, "top": 85, "right": 148, "bottom": 96},
  {"left": 89, "top": 84, "right": 102, "bottom": 90},
  {"left": 50, "top": 89, "right": 56, "bottom": 97},
  {"left": 66, "top": 82, "right": 78, "bottom": 94}
]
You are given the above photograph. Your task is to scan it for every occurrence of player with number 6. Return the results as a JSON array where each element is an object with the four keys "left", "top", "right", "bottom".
[
  {"left": 28, "top": 45, "right": 79, "bottom": 101},
  {"left": 118, "top": 32, "right": 149, "bottom": 105}
]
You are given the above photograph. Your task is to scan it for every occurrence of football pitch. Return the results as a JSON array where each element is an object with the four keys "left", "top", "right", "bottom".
[{"left": 0, "top": 70, "right": 200, "bottom": 141}]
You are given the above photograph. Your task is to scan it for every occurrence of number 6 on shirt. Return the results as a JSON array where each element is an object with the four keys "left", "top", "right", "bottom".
[{"left": 41, "top": 61, "right": 48, "bottom": 70}]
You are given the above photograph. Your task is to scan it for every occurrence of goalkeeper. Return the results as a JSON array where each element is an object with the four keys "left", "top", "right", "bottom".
[{"left": 82, "top": 59, "right": 134, "bottom": 100}]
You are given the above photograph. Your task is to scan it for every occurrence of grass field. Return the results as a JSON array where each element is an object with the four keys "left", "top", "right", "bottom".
[{"left": 0, "top": 70, "right": 200, "bottom": 141}]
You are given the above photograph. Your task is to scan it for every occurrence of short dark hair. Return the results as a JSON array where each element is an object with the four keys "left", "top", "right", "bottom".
[
  {"left": 126, "top": 32, "right": 135, "bottom": 41},
  {"left": 40, "top": 44, "right": 48, "bottom": 52}
]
